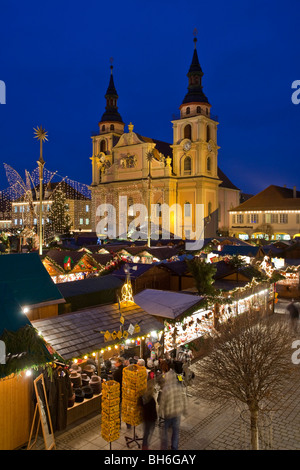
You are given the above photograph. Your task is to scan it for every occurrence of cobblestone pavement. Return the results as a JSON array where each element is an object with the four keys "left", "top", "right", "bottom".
[{"left": 30, "top": 308, "right": 300, "bottom": 451}]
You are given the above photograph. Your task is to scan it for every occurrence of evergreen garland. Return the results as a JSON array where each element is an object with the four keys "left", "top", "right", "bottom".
[{"left": 0, "top": 325, "right": 64, "bottom": 379}]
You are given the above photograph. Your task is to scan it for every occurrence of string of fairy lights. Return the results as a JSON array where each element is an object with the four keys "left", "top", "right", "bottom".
[{"left": 0, "top": 163, "right": 91, "bottom": 222}]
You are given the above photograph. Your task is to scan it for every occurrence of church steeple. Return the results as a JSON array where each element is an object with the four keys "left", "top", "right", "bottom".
[
  {"left": 99, "top": 61, "right": 124, "bottom": 134},
  {"left": 181, "top": 35, "right": 210, "bottom": 107}
]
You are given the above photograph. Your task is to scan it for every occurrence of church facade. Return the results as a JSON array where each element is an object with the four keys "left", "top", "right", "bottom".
[{"left": 90, "top": 38, "right": 239, "bottom": 242}]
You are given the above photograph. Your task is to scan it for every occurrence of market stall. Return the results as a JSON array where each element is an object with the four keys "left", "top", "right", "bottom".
[
  {"left": 0, "top": 283, "right": 63, "bottom": 450},
  {"left": 134, "top": 281, "right": 273, "bottom": 354},
  {"left": 31, "top": 296, "right": 163, "bottom": 426}
]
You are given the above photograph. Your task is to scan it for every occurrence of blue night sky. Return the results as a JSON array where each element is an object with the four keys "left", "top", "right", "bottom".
[{"left": 0, "top": 0, "right": 299, "bottom": 196}]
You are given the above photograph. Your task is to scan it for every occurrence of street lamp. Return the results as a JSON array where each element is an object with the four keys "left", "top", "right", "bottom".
[{"left": 34, "top": 126, "right": 48, "bottom": 255}]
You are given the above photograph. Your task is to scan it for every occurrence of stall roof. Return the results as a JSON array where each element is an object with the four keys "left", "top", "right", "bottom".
[
  {"left": 56, "top": 274, "right": 123, "bottom": 298},
  {"left": 32, "top": 302, "right": 163, "bottom": 360},
  {"left": 112, "top": 263, "right": 156, "bottom": 279},
  {"left": 0, "top": 253, "right": 65, "bottom": 308},
  {"left": 212, "top": 245, "right": 260, "bottom": 257},
  {"left": 134, "top": 289, "right": 202, "bottom": 319}
]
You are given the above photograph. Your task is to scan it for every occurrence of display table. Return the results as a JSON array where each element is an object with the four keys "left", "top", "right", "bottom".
[{"left": 67, "top": 393, "right": 102, "bottom": 425}]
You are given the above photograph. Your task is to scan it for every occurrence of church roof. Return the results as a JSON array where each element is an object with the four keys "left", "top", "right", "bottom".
[
  {"left": 231, "top": 185, "right": 300, "bottom": 212},
  {"left": 218, "top": 168, "right": 240, "bottom": 191}
]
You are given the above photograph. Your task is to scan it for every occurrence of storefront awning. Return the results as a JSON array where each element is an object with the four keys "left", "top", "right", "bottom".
[{"left": 134, "top": 289, "right": 203, "bottom": 320}]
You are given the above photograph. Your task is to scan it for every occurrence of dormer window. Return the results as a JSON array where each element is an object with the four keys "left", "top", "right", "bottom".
[{"left": 186, "top": 107, "right": 190, "bottom": 115}]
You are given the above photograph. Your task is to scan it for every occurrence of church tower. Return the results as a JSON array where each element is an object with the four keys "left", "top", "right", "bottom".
[
  {"left": 171, "top": 35, "right": 221, "bottom": 238},
  {"left": 90, "top": 63, "right": 125, "bottom": 187}
]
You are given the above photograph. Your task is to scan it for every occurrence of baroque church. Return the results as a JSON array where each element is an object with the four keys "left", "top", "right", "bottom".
[{"left": 90, "top": 38, "right": 239, "bottom": 241}]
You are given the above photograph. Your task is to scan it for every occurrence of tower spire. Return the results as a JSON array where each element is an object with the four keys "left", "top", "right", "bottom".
[
  {"left": 181, "top": 33, "right": 209, "bottom": 106},
  {"left": 99, "top": 59, "right": 124, "bottom": 128}
]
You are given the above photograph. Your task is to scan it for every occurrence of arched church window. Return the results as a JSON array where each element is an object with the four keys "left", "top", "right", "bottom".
[
  {"left": 184, "top": 124, "right": 192, "bottom": 140},
  {"left": 197, "top": 106, "right": 201, "bottom": 114},
  {"left": 100, "top": 140, "right": 106, "bottom": 153},
  {"left": 186, "top": 107, "right": 190, "bottom": 115},
  {"left": 206, "top": 125, "right": 211, "bottom": 142},
  {"left": 110, "top": 124, "right": 114, "bottom": 131},
  {"left": 102, "top": 125, "right": 105, "bottom": 132},
  {"left": 207, "top": 156, "right": 211, "bottom": 172},
  {"left": 184, "top": 156, "right": 192, "bottom": 175}
]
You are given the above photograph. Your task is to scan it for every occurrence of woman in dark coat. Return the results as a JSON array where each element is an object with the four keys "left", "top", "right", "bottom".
[{"left": 139, "top": 379, "right": 157, "bottom": 450}]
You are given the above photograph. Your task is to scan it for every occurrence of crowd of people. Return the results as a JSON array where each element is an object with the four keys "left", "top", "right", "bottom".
[{"left": 103, "top": 349, "right": 195, "bottom": 450}]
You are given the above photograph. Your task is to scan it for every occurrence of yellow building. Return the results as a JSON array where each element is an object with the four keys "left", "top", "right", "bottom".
[{"left": 90, "top": 38, "right": 239, "bottom": 241}]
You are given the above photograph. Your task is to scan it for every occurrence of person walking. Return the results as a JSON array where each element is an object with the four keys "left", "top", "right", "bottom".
[
  {"left": 139, "top": 379, "right": 157, "bottom": 450},
  {"left": 113, "top": 356, "right": 131, "bottom": 430},
  {"left": 286, "top": 300, "right": 300, "bottom": 334},
  {"left": 159, "top": 368, "right": 187, "bottom": 450}
]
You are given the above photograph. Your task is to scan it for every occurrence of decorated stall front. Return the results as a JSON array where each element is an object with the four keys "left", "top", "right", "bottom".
[
  {"left": 31, "top": 279, "right": 163, "bottom": 428},
  {"left": 134, "top": 280, "right": 273, "bottom": 355}
]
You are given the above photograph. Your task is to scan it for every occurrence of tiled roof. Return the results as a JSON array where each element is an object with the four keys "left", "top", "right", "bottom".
[
  {"left": 32, "top": 303, "right": 163, "bottom": 360},
  {"left": 218, "top": 168, "right": 239, "bottom": 191},
  {"left": 231, "top": 185, "right": 300, "bottom": 211}
]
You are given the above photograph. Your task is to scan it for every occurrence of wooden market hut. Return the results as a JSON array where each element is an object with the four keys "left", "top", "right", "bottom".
[
  {"left": 0, "top": 283, "right": 61, "bottom": 450},
  {"left": 56, "top": 274, "right": 123, "bottom": 312},
  {"left": 111, "top": 262, "right": 171, "bottom": 294}
]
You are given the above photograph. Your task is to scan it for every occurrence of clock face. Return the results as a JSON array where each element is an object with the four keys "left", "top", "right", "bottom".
[{"left": 183, "top": 141, "right": 191, "bottom": 151}]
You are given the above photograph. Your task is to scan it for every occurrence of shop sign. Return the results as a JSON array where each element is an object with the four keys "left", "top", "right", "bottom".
[{"left": 128, "top": 324, "right": 135, "bottom": 335}]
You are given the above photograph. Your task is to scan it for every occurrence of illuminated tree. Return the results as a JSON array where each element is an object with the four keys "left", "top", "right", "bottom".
[{"left": 46, "top": 188, "right": 72, "bottom": 238}]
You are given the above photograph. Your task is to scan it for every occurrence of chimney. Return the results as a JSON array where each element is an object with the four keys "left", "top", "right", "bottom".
[{"left": 293, "top": 186, "right": 297, "bottom": 198}]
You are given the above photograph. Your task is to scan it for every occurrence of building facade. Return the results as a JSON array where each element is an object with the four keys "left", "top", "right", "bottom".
[
  {"left": 91, "top": 38, "right": 239, "bottom": 241},
  {"left": 11, "top": 181, "right": 91, "bottom": 233},
  {"left": 229, "top": 185, "right": 300, "bottom": 240}
]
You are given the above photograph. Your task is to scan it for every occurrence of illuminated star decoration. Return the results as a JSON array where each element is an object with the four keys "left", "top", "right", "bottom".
[
  {"left": 34, "top": 125, "right": 48, "bottom": 142},
  {"left": 34, "top": 125, "right": 48, "bottom": 165}
]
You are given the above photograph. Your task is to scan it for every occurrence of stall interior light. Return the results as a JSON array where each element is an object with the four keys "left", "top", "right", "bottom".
[
  {"left": 150, "top": 331, "right": 157, "bottom": 338},
  {"left": 22, "top": 307, "right": 29, "bottom": 314},
  {"left": 26, "top": 369, "right": 32, "bottom": 377}
]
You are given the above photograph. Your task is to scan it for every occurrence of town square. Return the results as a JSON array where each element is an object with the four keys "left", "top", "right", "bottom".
[{"left": 0, "top": 0, "right": 300, "bottom": 457}]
